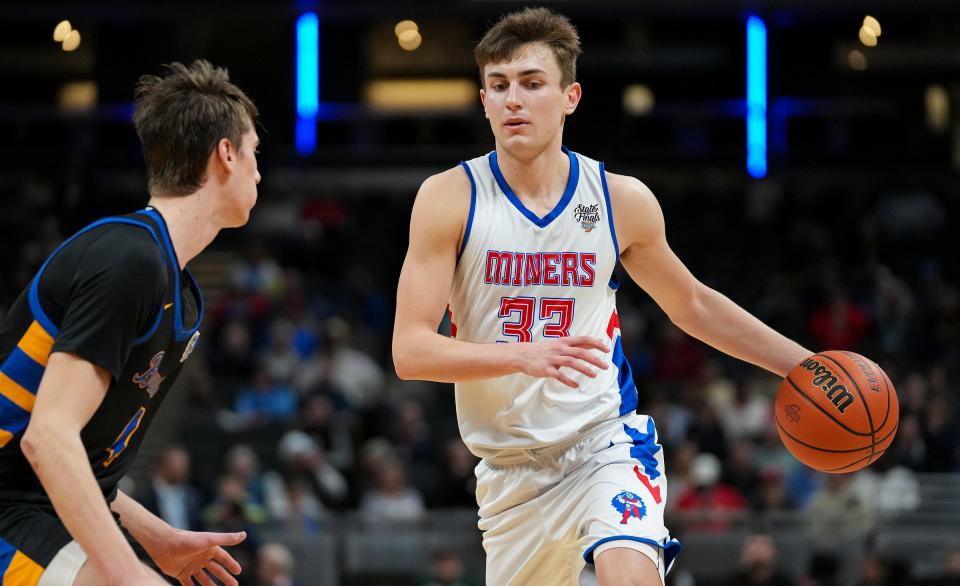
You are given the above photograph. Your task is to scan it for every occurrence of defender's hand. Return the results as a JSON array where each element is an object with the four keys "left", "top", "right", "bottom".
[{"left": 147, "top": 529, "right": 246, "bottom": 586}]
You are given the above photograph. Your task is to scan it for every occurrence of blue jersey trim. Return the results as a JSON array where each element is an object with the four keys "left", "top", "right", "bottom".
[
  {"left": 583, "top": 536, "right": 683, "bottom": 572},
  {"left": 183, "top": 268, "right": 205, "bottom": 337},
  {"left": 612, "top": 335, "right": 639, "bottom": 416},
  {"left": 28, "top": 217, "right": 164, "bottom": 339},
  {"left": 132, "top": 299, "right": 164, "bottom": 346},
  {"left": 599, "top": 161, "right": 620, "bottom": 258},
  {"left": 488, "top": 147, "right": 580, "bottom": 228},
  {"left": 139, "top": 209, "right": 204, "bottom": 341},
  {"left": 458, "top": 161, "right": 477, "bottom": 260}
]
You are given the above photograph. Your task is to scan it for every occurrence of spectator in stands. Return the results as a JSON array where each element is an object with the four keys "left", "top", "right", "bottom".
[
  {"left": 136, "top": 446, "right": 203, "bottom": 532},
  {"left": 663, "top": 440, "right": 699, "bottom": 513},
  {"left": 359, "top": 458, "right": 425, "bottom": 523},
  {"left": 722, "top": 533, "right": 794, "bottom": 586},
  {"left": 718, "top": 381, "right": 772, "bottom": 443},
  {"left": 652, "top": 322, "right": 705, "bottom": 382},
  {"left": 209, "top": 319, "right": 256, "bottom": 383},
  {"left": 310, "top": 316, "right": 386, "bottom": 411},
  {"left": 203, "top": 474, "right": 267, "bottom": 535},
  {"left": 263, "top": 430, "right": 349, "bottom": 525},
  {"left": 416, "top": 547, "right": 478, "bottom": 586},
  {"left": 298, "top": 393, "right": 355, "bottom": 473},
  {"left": 754, "top": 467, "right": 796, "bottom": 513},
  {"left": 922, "top": 393, "right": 957, "bottom": 471},
  {"left": 872, "top": 264, "right": 915, "bottom": 357},
  {"left": 804, "top": 474, "right": 874, "bottom": 551},
  {"left": 231, "top": 241, "right": 286, "bottom": 299},
  {"left": 430, "top": 438, "right": 479, "bottom": 508},
  {"left": 900, "top": 372, "right": 930, "bottom": 422},
  {"left": 644, "top": 388, "right": 693, "bottom": 448},
  {"left": 261, "top": 318, "right": 303, "bottom": 386},
  {"left": 391, "top": 399, "right": 442, "bottom": 499},
  {"left": 892, "top": 414, "right": 926, "bottom": 470},
  {"left": 234, "top": 366, "right": 298, "bottom": 426},
  {"left": 687, "top": 401, "right": 729, "bottom": 462},
  {"left": 256, "top": 542, "right": 297, "bottom": 586},
  {"left": 807, "top": 289, "right": 871, "bottom": 351},
  {"left": 224, "top": 444, "right": 268, "bottom": 508},
  {"left": 724, "top": 439, "right": 761, "bottom": 504},
  {"left": 700, "top": 359, "right": 737, "bottom": 414},
  {"left": 675, "top": 453, "right": 748, "bottom": 531},
  {"left": 849, "top": 460, "right": 920, "bottom": 515}
]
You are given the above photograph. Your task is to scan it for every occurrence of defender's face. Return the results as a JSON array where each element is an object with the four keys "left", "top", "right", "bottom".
[{"left": 480, "top": 42, "right": 580, "bottom": 155}]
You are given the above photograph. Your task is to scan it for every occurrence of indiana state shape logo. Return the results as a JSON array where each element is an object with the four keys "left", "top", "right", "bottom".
[{"left": 611, "top": 491, "right": 647, "bottom": 525}]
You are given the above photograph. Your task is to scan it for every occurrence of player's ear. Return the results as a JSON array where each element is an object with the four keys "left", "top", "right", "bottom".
[
  {"left": 563, "top": 82, "right": 582, "bottom": 115},
  {"left": 215, "top": 137, "right": 236, "bottom": 168},
  {"left": 479, "top": 88, "right": 488, "bottom": 118}
]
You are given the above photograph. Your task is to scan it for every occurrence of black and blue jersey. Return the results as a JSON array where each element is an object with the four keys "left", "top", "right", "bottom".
[{"left": 0, "top": 207, "right": 204, "bottom": 575}]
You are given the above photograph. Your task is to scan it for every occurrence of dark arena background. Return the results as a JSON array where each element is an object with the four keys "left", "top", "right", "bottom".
[{"left": 2, "top": 1, "right": 959, "bottom": 585}]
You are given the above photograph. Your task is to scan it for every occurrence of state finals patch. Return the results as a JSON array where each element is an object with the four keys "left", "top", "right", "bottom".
[
  {"left": 611, "top": 491, "right": 647, "bottom": 525},
  {"left": 573, "top": 203, "right": 600, "bottom": 232}
]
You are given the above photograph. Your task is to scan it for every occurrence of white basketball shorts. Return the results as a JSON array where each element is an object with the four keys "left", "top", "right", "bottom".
[{"left": 475, "top": 413, "right": 682, "bottom": 586}]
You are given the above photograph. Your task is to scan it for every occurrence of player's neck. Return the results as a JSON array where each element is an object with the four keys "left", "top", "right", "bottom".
[
  {"left": 146, "top": 191, "right": 222, "bottom": 269},
  {"left": 495, "top": 140, "right": 570, "bottom": 208}
]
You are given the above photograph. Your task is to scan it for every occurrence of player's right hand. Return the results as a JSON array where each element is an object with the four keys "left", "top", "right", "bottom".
[{"left": 514, "top": 336, "right": 610, "bottom": 388}]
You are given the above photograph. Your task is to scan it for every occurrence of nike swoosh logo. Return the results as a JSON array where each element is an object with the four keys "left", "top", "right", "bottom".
[{"left": 164, "top": 303, "right": 174, "bottom": 310}]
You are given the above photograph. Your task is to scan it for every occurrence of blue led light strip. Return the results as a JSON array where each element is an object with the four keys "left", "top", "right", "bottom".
[
  {"left": 296, "top": 12, "right": 318, "bottom": 155},
  {"left": 747, "top": 15, "right": 767, "bottom": 178}
]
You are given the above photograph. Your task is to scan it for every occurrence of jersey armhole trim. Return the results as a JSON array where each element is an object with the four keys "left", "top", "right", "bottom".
[
  {"left": 600, "top": 162, "right": 622, "bottom": 291},
  {"left": 457, "top": 161, "right": 478, "bottom": 261},
  {"left": 138, "top": 208, "right": 204, "bottom": 341},
  {"left": 28, "top": 217, "right": 164, "bottom": 341},
  {"left": 599, "top": 161, "right": 620, "bottom": 259}
]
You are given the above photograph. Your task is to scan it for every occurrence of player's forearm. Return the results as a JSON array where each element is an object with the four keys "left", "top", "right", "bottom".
[
  {"left": 21, "top": 426, "right": 145, "bottom": 584},
  {"left": 112, "top": 490, "right": 177, "bottom": 554},
  {"left": 675, "top": 286, "right": 811, "bottom": 376},
  {"left": 393, "top": 327, "right": 521, "bottom": 382}
]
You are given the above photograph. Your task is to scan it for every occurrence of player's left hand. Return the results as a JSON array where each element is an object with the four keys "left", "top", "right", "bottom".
[{"left": 147, "top": 528, "right": 246, "bottom": 586}]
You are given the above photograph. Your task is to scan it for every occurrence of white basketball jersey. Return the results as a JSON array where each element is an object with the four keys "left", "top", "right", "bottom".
[{"left": 450, "top": 148, "right": 639, "bottom": 457}]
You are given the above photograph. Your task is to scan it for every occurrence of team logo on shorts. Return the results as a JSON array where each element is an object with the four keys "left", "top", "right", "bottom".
[
  {"left": 573, "top": 203, "right": 600, "bottom": 232},
  {"left": 132, "top": 351, "right": 165, "bottom": 398},
  {"left": 611, "top": 491, "right": 647, "bottom": 525}
]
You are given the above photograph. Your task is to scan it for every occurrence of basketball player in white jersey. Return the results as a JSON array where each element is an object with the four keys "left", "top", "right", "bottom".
[{"left": 393, "top": 8, "right": 811, "bottom": 586}]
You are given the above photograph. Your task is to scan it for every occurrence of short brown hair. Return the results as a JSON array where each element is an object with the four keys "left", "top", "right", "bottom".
[
  {"left": 133, "top": 60, "right": 259, "bottom": 196},
  {"left": 474, "top": 7, "right": 581, "bottom": 88}
]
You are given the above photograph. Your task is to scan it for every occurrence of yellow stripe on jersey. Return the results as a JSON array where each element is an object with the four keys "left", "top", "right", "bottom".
[
  {"left": 2, "top": 550, "right": 44, "bottom": 586},
  {"left": 0, "top": 429, "right": 12, "bottom": 448},
  {"left": 0, "top": 373, "right": 36, "bottom": 413},
  {"left": 16, "top": 321, "right": 54, "bottom": 368}
]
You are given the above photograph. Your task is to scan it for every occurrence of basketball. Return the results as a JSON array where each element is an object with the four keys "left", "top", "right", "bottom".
[{"left": 775, "top": 350, "right": 900, "bottom": 473}]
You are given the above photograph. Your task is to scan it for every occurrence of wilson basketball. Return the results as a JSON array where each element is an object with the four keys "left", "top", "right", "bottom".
[{"left": 775, "top": 350, "right": 899, "bottom": 473}]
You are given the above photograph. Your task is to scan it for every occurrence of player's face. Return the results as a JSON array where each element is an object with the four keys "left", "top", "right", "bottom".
[
  {"left": 480, "top": 43, "right": 581, "bottom": 157},
  {"left": 223, "top": 127, "right": 260, "bottom": 227}
]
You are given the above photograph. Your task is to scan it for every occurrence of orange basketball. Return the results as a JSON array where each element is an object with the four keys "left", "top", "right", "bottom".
[{"left": 775, "top": 350, "right": 899, "bottom": 473}]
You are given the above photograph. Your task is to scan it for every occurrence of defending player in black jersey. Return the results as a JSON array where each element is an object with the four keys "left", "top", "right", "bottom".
[{"left": 0, "top": 60, "right": 260, "bottom": 586}]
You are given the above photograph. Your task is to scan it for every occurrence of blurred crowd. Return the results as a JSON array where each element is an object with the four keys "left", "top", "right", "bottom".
[{"left": 1, "top": 169, "right": 958, "bottom": 586}]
